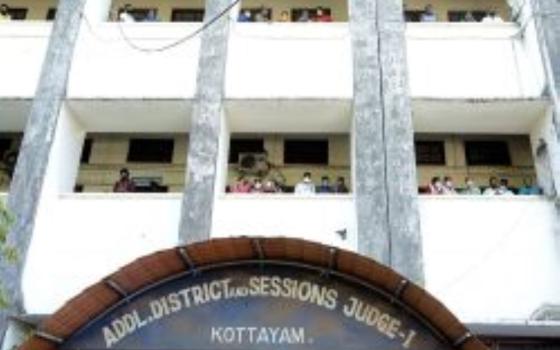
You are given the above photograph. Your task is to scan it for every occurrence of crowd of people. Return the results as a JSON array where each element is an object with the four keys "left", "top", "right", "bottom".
[
  {"left": 412, "top": 4, "right": 504, "bottom": 23},
  {"left": 229, "top": 172, "right": 349, "bottom": 194},
  {"left": 237, "top": 7, "right": 333, "bottom": 23},
  {"left": 424, "top": 176, "right": 542, "bottom": 195}
]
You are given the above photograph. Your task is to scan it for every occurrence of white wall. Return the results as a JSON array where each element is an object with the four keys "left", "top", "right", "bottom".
[
  {"left": 212, "top": 194, "right": 357, "bottom": 250},
  {"left": 0, "top": 22, "right": 50, "bottom": 98},
  {"left": 1, "top": 22, "right": 546, "bottom": 101},
  {"left": 421, "top": 196, "right": 560, "bottom": 323},
  {"left": 226, "top": 23, "right": 353, "bottom": 99},
  {"left": 21, "top": 194, "right": 560, "bottom": 324},
  {"left": 406, "top": 23, "right": 545, "bottom": 98},
  {"left": 22, "top": 193, "right": 181, "bottom": 313},
  {"left": 67, "top": 23, "right": 201, "bottom": 99}
]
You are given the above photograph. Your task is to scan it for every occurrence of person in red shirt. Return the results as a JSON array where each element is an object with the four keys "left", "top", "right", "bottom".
[
  {"left": 232, "top": 176, "right": 253, "bottom": 193},
  {"left": 113, "top": 168, "right": 136, "bottom": 192},
  {"left": 314, "top": 7, "right": 333, "bottom": 22}
]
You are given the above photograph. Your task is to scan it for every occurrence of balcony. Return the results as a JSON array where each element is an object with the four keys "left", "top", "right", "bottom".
[
  {"left": 0, "top": 21, "right": 546, "bottom": 102},
  {"left": 20, "top": 193, "right": 560, "bottom": 324}
]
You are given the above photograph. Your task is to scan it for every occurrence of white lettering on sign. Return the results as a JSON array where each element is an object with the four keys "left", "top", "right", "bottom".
[
  {"left": 210, "top": 327, "right": 306, "bottom": 345},
  {"left": 100, "top": 275, "right": 417, "bottom": 349}
]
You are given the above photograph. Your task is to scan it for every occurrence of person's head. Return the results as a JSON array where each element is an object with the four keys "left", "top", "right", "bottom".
[
  {"left": 443, "top": 176, "right": 453, "bottom": 186},
  {"left": 489, "top": 10, "right": 496, "bottom": 18},
  {"left": 0, "top": 4, "right": 8, "bottom": 14},
  {"left": 303, "top": 172, "right": 312, "bottom": 182},
  {"left": 243, "top": 9, "right": 251, "bottom": 17},
  {"left": 465, "top": 177, "right": 475, "bottom": 187},
  {"left": 120, "top": 168, "right": 130, "bottom": 180},
  {"left": 489, "top": 176, "right": 499, "bottom": 188},
  {"left": 431, "top": 176, "right": 441, "bottom": 185},
  {"left": 280, "top": 10, "right": 289, "bottom": 21},
  {"left": 254, "top": 178, "right": 263, "bottom": 188},
  {"left": 321, "top": 176, "right": 330, "bottom": 185},
  {"left": 337, "top": 176, "right": 346, "bottom": 185},
  {"left": 123, "top": 4, "right": 132, "bottom": 13},
  {"left": 316, "top": 7, "right": 324, "bottom": 16},
  {"left": 500, "top": 178, "right": 509, "bottom": 188},
  {"left": 425, "top": 4, "right": 433, "bottom": 13},
  {"left": 265, "top": 180, "right": 274, "bottom": 187}
]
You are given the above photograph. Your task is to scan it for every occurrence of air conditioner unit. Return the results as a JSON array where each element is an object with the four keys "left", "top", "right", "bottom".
[{"left": 238, "top": 153, "right": 268, "bottom": 175}]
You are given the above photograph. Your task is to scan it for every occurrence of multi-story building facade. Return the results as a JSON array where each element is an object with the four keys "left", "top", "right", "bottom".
[{"left": 1, "top": 0, "right": 560, "bottom": 349}]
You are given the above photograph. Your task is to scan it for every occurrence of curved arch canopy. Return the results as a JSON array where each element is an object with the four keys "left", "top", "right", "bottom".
[{"left": 20, "top": 237, "right": 486, "bottom": 350}]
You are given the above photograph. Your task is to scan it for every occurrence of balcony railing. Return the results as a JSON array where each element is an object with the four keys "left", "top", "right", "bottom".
[
  {"left": 21, "top": 193, "right": 560, "bottom": 324},
  {"left": 0, "top": 21, "right": 545, "bottom": 101}
]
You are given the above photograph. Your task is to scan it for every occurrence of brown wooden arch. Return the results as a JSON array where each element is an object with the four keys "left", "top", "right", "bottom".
[{"left": 20, "top": 237, "right": 487, "bottom": 350}]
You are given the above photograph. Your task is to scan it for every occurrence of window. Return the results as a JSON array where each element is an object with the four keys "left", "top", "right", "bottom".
[
  {"left": 291, "top": 8, "right": 331, "bottom": 21},
  {"left": 415, "top": 141, "right": 445, "bottom": 165},
  {"left": 404, "top": 10, "right": 423, "bottom": 22},
  {"left": 8, "top": 8, "right": 27, "bottom": 20},
  {"left": 80, "top": 139, "right": 93, "bottom": 164},
  {"left": 465, "top": 141, "right": 511, "bottom": 166},
  {"left": 119, "top": 7, "right": 158, "bottom": 21},
  {"left": 171, "top": 8, "right": 205, "bottom": 22},
  {"left": 229, "top": 139, "right": 264, "bottom": 164},
  {"left": 284, "top": 140, "right": 328, "bottom": 165},
  {"left": 46, "top": 8, "right": 56, "bottom": 21},
  {"left": 447, "top": 10, "right": 486, "bottom": 22},
  {"left": 127, "top": 139, "right": 174, "bottom": 163}
]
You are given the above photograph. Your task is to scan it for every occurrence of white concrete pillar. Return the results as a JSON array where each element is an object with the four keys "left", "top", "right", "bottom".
[
  {"left": 530, "top": 107, "right": 560, "bottom": 197},
  {"left": 82, "top": 0, "right": 114, "bottom": 22}
]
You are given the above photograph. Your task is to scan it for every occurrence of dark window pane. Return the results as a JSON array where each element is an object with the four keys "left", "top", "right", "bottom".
[
  {"left": 80, "top": 139, "right": 93, "bottom": 164},
  {"left": 229, "top": 139, "right": 264, "bottom": 164},
  {"left": 46, "top": 8, "right": 56, "bottom": 20},
  {"left": 127, "top": 139, "right": 174, "bottom": 163},
  {"left": 171, "top": 8, "right": 205, "bottom": 22},
  {"left": 465, "top": 141, "right": 511, "bottom": 166},
  {"left": 8, "top": 8, "right": 27, "bottom": 20},
  {"left": 0, "top": 139, "right": 12, "bottom": 159},
  {"left": 284, "top": 140, "right": 328, "bottom": 165},
  {"left": 404, "top": 10, "right": 423, "bottom": 22},
  {"left": 447, "top": 10, "right": 486, "bottom": 22},
  {"left": 415, "top": 141, "right": 445, "bottom": 165}
]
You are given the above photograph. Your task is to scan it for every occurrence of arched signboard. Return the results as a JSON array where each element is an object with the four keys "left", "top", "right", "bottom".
[{"left": 20, "top": 238, "right": 486, "bottom": 350}]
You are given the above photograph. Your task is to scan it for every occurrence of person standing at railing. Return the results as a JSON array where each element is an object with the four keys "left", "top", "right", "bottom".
[
  {"left": 462, "top": 177, "right": 481, "bottom": 195},
  {"left": 314, "top": 7, "right": 332, "bottom": 22},
  {"left": 297, "top": 9, "right": 311, "bottom": 23},
  {"left": 0, "top": 4, "right": 11, "bottom": 21},
  {"left": 119, "top": 4, "right": 135, "bottom": 23},
  {"left": 333, "top": 177, "right": 349, "bottom": 194},
  {"left": 238, "top": 10, "right": 252, "bottom": 22},
  {"left": 295, "top": 172, "right": 316, "bottom": 194},
  {"left": 482, "top": 10, "right": 503, "bottom": 23},
  {"left": 420, "top": 4, "right": 437, "bottom": 22},
  {"left": 279, "top": 11, "right": 290, "bottom": 22},
  {"left": 427, "top": 176, "right": 444, "bottom": 195},
  {"left": 442, "top": 176, "right": 457, "bottom": 195},
  {"left": 113, "top": 168, "right": 136, "bottom": 193},
  {"left": 316, "top": 176, "right": 333, "bottom": 193}
]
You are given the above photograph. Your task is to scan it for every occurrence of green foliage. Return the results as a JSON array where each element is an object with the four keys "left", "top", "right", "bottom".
[{"left": 0, "top": 199, "right": 14, "bottom": 309}]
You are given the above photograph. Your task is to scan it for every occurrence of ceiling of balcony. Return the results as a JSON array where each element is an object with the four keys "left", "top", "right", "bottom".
[{"left": 0, "top": 98, "right": 550, "bottom": 135}]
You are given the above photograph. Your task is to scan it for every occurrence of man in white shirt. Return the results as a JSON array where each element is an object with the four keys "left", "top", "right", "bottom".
[
  {"left": 294, "top": 172, "right": 316, "bottom": 195},
  {"left": 119, "top": 4, "right": 135, "bottom": 23}
]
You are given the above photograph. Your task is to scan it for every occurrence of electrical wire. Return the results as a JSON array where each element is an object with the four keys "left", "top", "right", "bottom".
[{"left": 114, "top": 0, "right": 241, "bottom": 53}]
